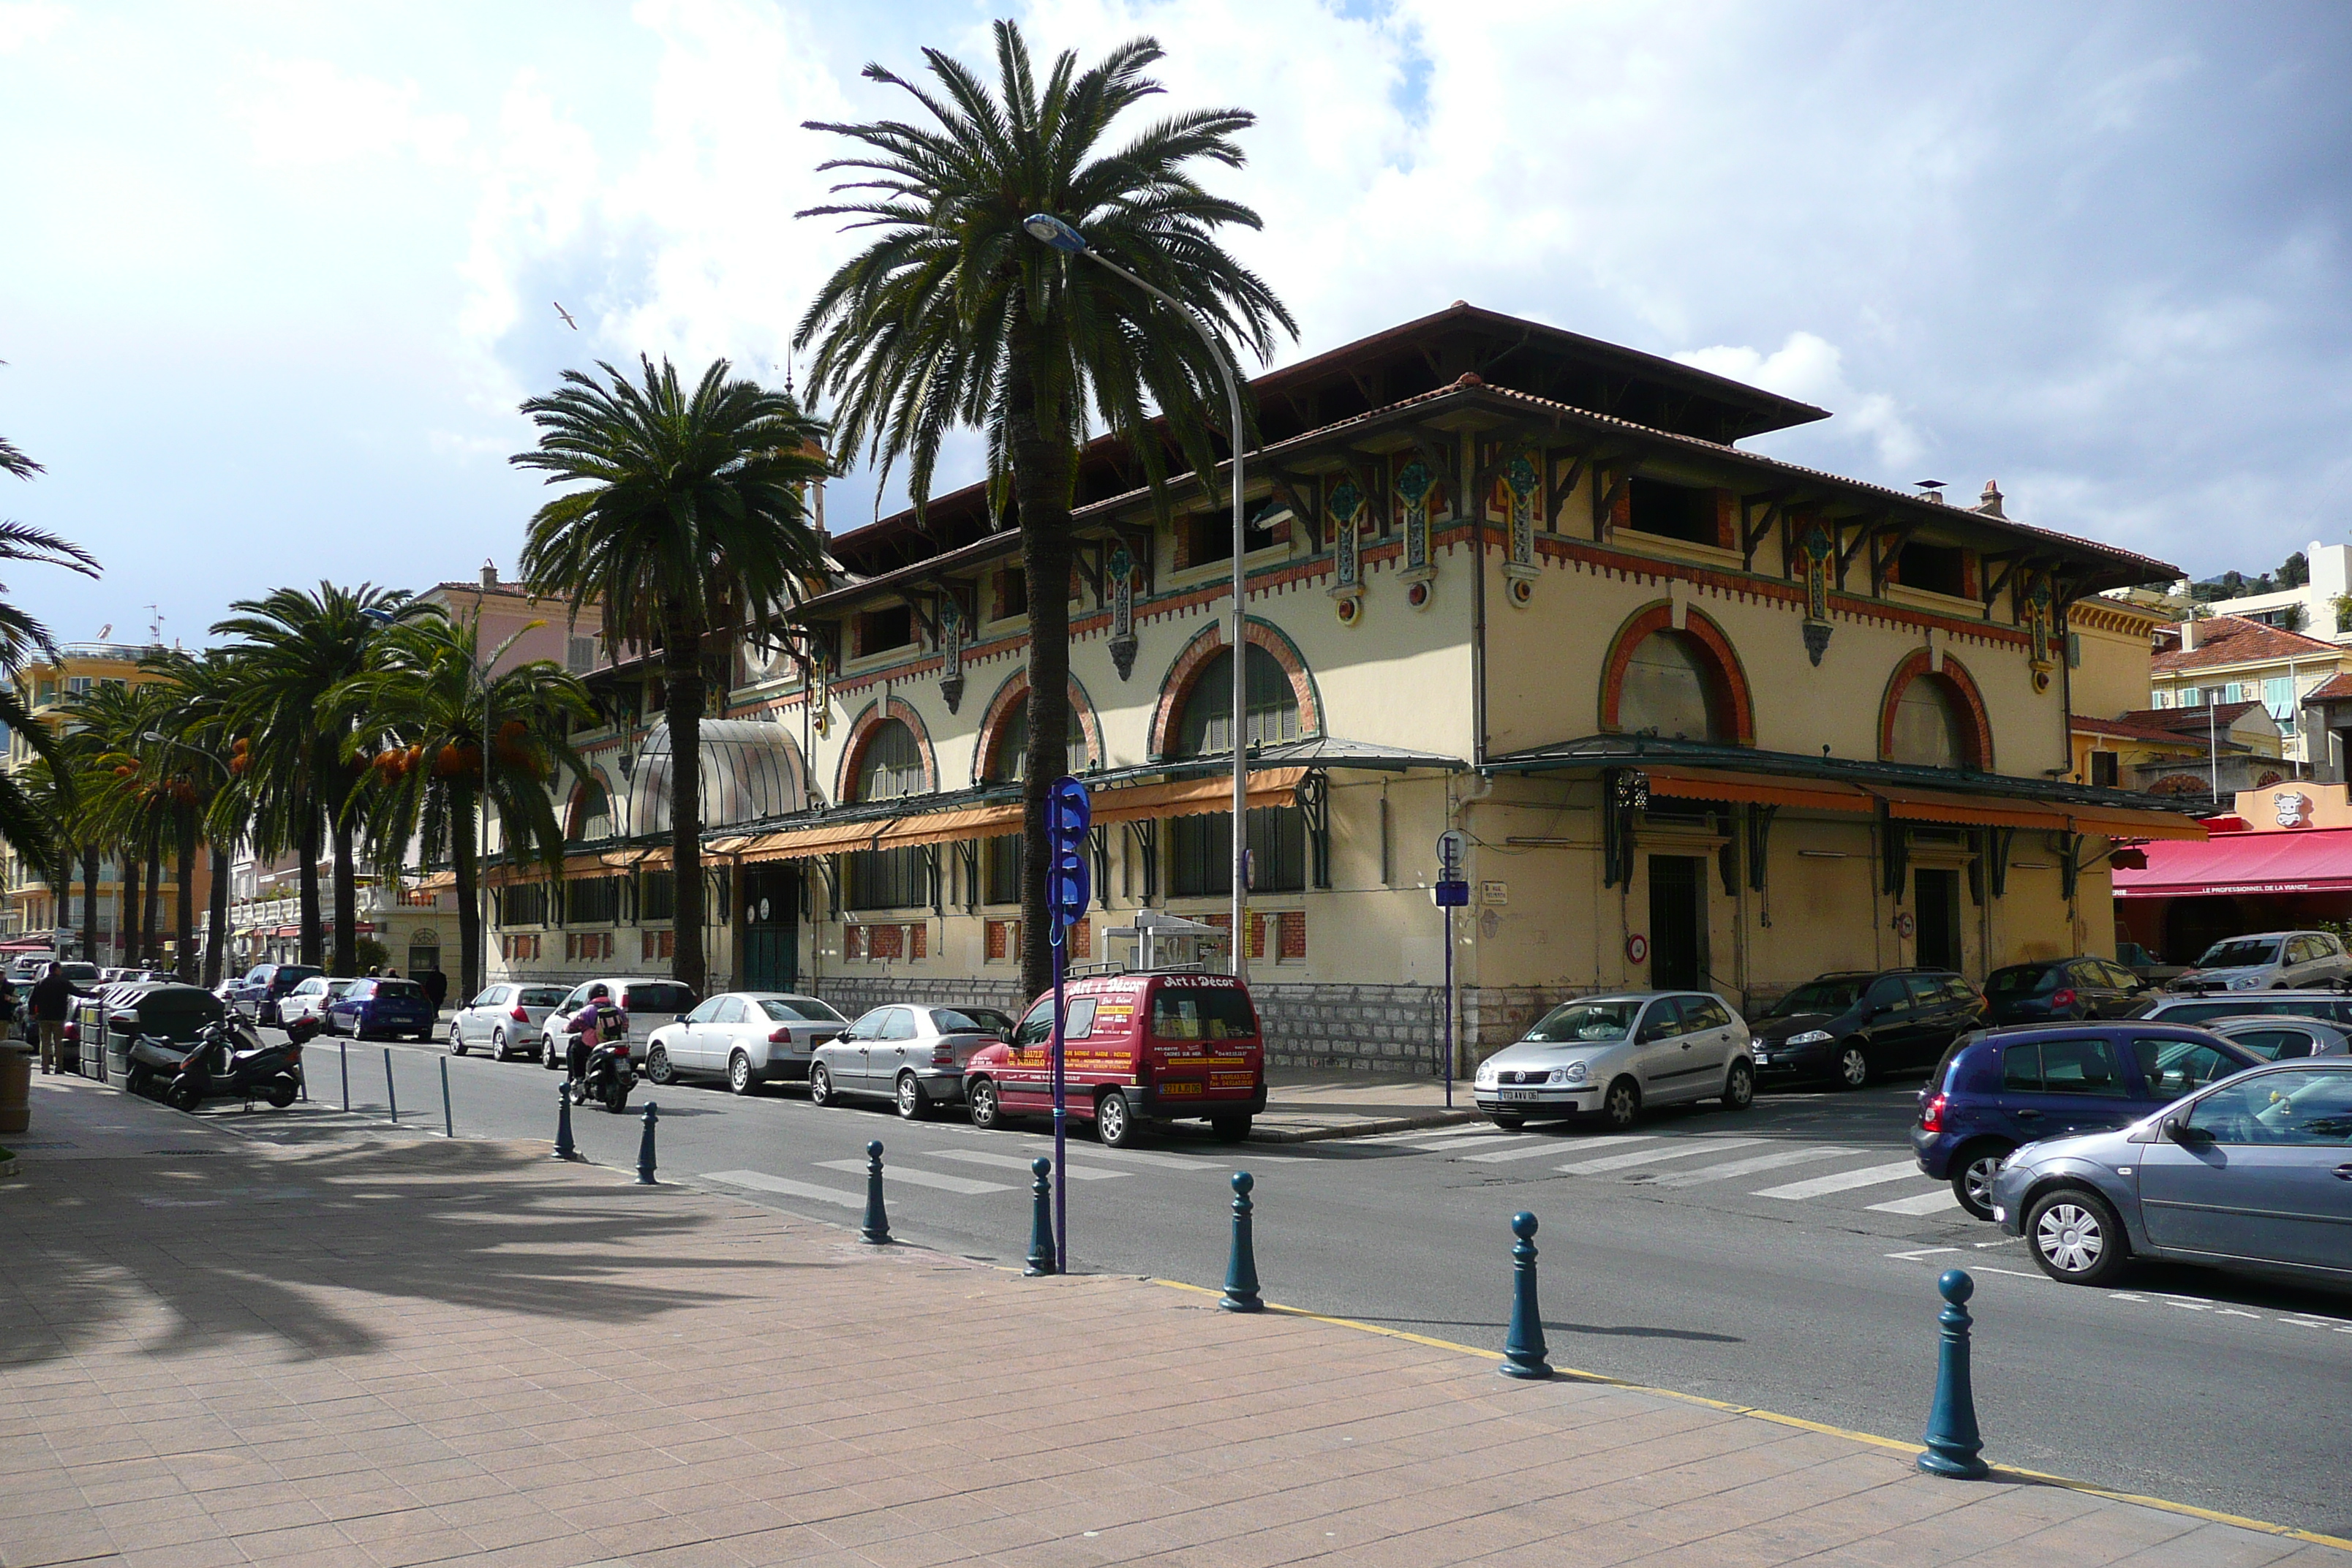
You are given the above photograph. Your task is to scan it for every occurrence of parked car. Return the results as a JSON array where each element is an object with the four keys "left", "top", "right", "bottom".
[
  {"left": 448, "top": 983, "right": 568, "bottom": 1060},
  {"left": 1991, "top": 1058, "right": 2352, "bottom": 1286},
  {"left": 279, "top": 976, "right": 355, "bottom": 1030},
  {"left": 645, "top": 992, "right": 849, "bottom": 1093},
  {"left": 2114, "top": 941, "right": 2189, "bottom": 988},
  {"left": 1912, "top": 1023, "right": 2264, "bottom": 1219},
  {"left": 1981, "top": 957, "right": 2149, "bottom": 1026},
  {"left": 965, "top": 971, "right": 1269, "bottom": 1145},
  {"left": 1476, "top": 991, "right": 1754, "bottom": 1129},
  {"left": 325, "top": 977, "right": 437, "bottom": 1041},
  {"left": 2126, "top": 990, "right": 2352, "bottom": 1029},
  {"left": 226, "top": 962, "right": 323, "bottom": 1025},
  {"left": 804, "top": 1003, "right": 1002, "bottom": 1117},
  {"left": 2168, "top": 930, "right": 2351, "bottom": 993},
  {"left": 537, "top": 978, "right": 700, "bottom": 1066},
  {"left": 1747, "top": 969, "right": 1983, "bottom": 1089},
  {"left": 2201, "top": 1015, "right": 2352, "bottom": 1061}
]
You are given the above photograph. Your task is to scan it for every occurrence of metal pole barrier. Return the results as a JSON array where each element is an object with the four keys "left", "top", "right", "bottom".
[
  {"left": 1500, "top": 1211, "right": 1553, "bottom": 1379},
  {"left": 383, "top": 1047, "right": 397, "bottom": 1123},
  {"left": 339, "top": 1040, "right": 349, "bottom": 1112},
  {"left": 1444, "top": 902, "right": 1455, "bottom": 1107},
  {"left": 551, "top": 1079, "right": 576, "bottom": 1160},
  {"left": 1918, "top": 1269, "right": 1989, "bottom": 1478},
  {"left": 1221, "top": 1172, "right": 1262, "bottom": 1313},
  {"left": 861, "top": 1140, "right": 891, "bottom": 1244},
  {"left": 440, "top": 1056, "right": 454, "bottom": 1138},
  {"left": 636, "top": 1101, "right": 659, "bottom": 1185},
  {"left": 1051, "top": 925, "right": 1068, "bottom": 1275},
  {"left": 1025, "top": 1157, "right": 1055, "bottom": 1277}
]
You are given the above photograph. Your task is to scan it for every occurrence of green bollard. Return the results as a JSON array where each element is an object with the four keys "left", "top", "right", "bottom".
[
  {"left": 636, "top": 1101, "right": 659, "bottom": 1185},
  {"left": 1025, "top": 1157, "right": 1056, "bottom": 1276},
  {"left": 861, "top": 1139, "right": 891, "bottom": 1244},
  {"left": 1500, "top": 1211, "right": 1553, "bottom": 1379},
  {"left": 1918, "top": 1269, "right": 1989, "bottom": 1479},
  {"left": 552, "top": 1080, "right": 577, "bottom": 1161},
  {"left": 1221, "top": 1172, "right": 1262, "bottom": 1313}
]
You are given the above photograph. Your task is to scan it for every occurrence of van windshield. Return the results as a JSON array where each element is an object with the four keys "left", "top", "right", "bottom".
[
  {"left": 1524, "top": 1001, "right": 1640, "bottom": 1042},
  {"left": 624, "top": 983, "right": 695, "bottom": 1014},
  {"left": 1151, "top": 988, "right": 1258, "bottom": 1041}
]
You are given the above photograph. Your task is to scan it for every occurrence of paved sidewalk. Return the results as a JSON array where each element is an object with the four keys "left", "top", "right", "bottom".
[
  {"left": 1256, "top": 1068, "right": 1479, "bottom": 1141},
  {"left": 4, "top": 1077, "right": 2340, "bottom": 1568}
]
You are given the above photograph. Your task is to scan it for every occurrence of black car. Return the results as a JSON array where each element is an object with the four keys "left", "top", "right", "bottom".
[
  {"left": 1748, "top": 968, "right": 1985, "bottom": 1088},
  {"left": 224, "top": 962, "right": 323, "bottom": 1025},
  {"left": 1981, "top": 957, "right": 2149, "bottom": 1026}
]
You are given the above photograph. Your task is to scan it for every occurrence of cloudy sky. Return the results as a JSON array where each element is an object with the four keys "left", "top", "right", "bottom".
[{"left": 4, "top": 1, "right": 2347, "bottom": 647}]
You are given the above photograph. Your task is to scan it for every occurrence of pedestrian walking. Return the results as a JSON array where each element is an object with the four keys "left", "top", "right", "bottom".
[
  {"left": 423, "top": 965, "right": 448, "bottom": 1013},
  {"left": 27, "top": 962, "right": 91, "bottom": 1075},
  {"left": 0, "top": 976, "right": 17, "bottom": 1041}
]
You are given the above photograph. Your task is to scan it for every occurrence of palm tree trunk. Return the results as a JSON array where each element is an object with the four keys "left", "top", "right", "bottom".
[
  {"left": 1007, "top": 306, "right": 1078, "bottom": 1000},
  {"left": 298, "top": 799, "right": 323, "bottom": 968},
  {"left": 204, "top": 843, "right": 230, "bottom": 987},
  {"left": 454, "top": 792, "right": 482, "bottom": 1000},
  {"left": 78, "top": 848, "right": 98, "bottom": 962},
  {"left": 662, "top": 611, "right": 706, "bottom": 994},
  {"left": 331, "top": 808, "right": 358, "bottom": 978},
  {"left": 175, "top": 802, "right": 197, "bottom": 979},
  {"left": 122, "top": 845, "right": 143, "bottom": 968},
  {"left": 141, "top": 831, "right": 162, "bottom": 967}
]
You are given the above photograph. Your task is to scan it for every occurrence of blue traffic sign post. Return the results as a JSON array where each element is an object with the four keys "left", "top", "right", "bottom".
[
  {"left": 1435, "top": 831, "right": 1469, "bottom": 1107},
  {"left": 1045, "top": 776, "right": 1092, "bottom": 1275}
]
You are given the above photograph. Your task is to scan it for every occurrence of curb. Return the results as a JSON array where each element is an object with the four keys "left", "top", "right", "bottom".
[{"left": 1249, "top": 1106, "right": 1482, "bottom": 1142}]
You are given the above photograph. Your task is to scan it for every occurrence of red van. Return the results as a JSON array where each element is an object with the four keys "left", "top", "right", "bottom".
[{"left": 962, "top": 970, "right": 1267, "bottom": 1147}]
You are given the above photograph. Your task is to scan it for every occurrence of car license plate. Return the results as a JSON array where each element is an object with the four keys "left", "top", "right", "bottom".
[
  {"left": 1499, "top": 1089, "right": 1539, "bottom": 1102},
  {"left": 1158, "top": 1081, "right": 1202, "bottom": 1096}
]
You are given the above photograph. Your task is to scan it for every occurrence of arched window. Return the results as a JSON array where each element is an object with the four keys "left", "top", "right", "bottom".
[
  {"left": 1173, "top": 646, "right": 1299, "bottom": 758},
  {"left": 1888, "top": 678, "right": 1965, "bottom": 768},
  {"left": 984, "top": 701, "right": 1089, "bottom": 785},
  {"left": 565, "top": 783, "right": 611, "bottom": 844},
  {"left": 1617, "top": 631, "right": 1720, "bottom": 742},
  {"left": 853, "top": 719, "right": 924, "bottom": 802}
]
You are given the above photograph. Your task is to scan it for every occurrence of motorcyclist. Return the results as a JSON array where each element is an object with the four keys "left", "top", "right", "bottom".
[{"left": 565, "top": 983, "right": 627, "bottom": 1104}]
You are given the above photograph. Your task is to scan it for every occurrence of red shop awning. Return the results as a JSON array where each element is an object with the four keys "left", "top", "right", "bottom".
[{"left": 2114, "top": 826, "right": 2352, "bottom": 900}]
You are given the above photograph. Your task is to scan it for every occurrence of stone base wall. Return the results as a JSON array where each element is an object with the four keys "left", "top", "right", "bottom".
[{"left": 807, "top": 974, "right": 1032, "bottom": 1022}]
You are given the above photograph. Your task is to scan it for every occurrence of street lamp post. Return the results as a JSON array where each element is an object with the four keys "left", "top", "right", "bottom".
[{"left": 1022, "top": 213, "right": 1252, "bottom": 982}]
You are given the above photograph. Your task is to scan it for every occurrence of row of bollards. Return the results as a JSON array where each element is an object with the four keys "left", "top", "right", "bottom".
[{"left": 538, "top": 1098, "right": 1989, "bottom": 1483}]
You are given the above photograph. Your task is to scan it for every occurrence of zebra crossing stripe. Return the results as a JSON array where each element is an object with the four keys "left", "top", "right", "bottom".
[
  {"left": 704, "top": 1170, "right": 862, "bottom": 1208},
  {"left": 813, "top": 1159, "right": 1010, "bottom": 1195},
  {"left": 928, "top": 1148, "right": 1128, "bottom": 1181},
  {"left": 1556, "top": 1137, "right": 1765, "bottom": 1175},
  {"left": 1461, "top": 1137, "right": 1625, "bottom": 1164},
  {"left": 1648, "top": 1145, "right": 1850, "bottom": 1188},
  {"left": 1867, "top": 1187, "right": 1962, "bottom": 1216},
  {"left": 1754, "top": 1158, "right": 1923, "bottom": 1200}
]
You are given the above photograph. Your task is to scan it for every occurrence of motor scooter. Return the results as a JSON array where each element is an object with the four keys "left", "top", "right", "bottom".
[
  {"left": 580, "top": 1035, "right": 634, "bottom": 1114},
  {"left": 131, "top": 1015, "right": 318, "bottom": 1111}
]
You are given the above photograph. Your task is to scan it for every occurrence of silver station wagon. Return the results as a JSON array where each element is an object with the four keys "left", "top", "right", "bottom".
[
  {"left": 1474, "top": 991, "right": 1756, "bottom": 1130},
  {"left": 449, "top": 982, "right": 571, "bottom": 1060},
  {"left": 644, "top": 992, "right": 849, "bottom": 1094}
]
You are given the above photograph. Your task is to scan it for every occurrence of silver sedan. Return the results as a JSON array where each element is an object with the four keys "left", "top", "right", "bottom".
[
  {"left": 449, "top": 982, "right": 570, "bottom": 1061},
  {"left": 810, "top": 1005, "right": 1014, "bottom": 1119},
  {"left": 644, "top": 992, "right": 850, "bottom": 1094}
]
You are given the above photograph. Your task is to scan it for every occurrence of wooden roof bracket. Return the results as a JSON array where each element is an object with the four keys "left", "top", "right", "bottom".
[
  {"left": 1592, "top": 457, "right": 1638, "bottom": 541},
  {"left": 1264, "top": 466, "right": 1323, "bottom": 551},
  {"left": 1545, "top": 448, "right": 1589, "bottom": 531},
  {"left": 920, "top": 574, "right": 979, "bottom": 631},
  {"left": 901, "top": 589, "right": 941, "bottom": 649},
  {"left": 1832, "top": 513, "right": 1876, "bottom": 589},
  {"left": 1869, "top": 521, "right": 1923, "bottom": 598},
  {"left": 1739, "top": 492, "right": 1787, "bottom": 573},
  {"left": 1978, "top": 551, "right": 2026, "bottom": 622}
]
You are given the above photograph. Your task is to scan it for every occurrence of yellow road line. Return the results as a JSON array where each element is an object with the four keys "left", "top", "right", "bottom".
[{"left": 1145, "top": 1276, "right": 2352, "bottom": 1553}]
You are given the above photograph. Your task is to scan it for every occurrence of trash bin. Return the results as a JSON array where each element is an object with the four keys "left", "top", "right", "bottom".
[{"left": 0, "top": 1041, "right": 32, "bottom": 1134}]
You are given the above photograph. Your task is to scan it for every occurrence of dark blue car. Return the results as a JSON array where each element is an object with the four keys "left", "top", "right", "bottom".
[
  {"left": 1912, "top": 1023, "right": 2263, "bottom": 1219},
  {"left": 327, "top": 977, "right": 437, "bottom": 1041}
]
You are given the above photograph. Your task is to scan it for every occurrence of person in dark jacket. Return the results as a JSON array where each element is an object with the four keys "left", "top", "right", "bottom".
[
  {"left": 422, "top": 965, "right": 448, "bottom": 1012},
  {"left": 28, "top": 962, "right": 91, "bottom": 1074},
  {"left": 563, "top": 983, "right": 627, "bottom": 1104}
]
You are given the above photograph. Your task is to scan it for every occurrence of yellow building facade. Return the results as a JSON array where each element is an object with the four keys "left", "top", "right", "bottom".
[{"left": 483, "top": 306, "right": 2202, "bottom": 1071}]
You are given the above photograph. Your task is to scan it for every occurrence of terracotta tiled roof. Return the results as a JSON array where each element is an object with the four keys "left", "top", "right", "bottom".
[
  {"left": 2149, "top": 615, "right": 2340, "bottom": 673},
  {"left": 2304, "top": 672, "right": 2352, "bottom": 703},
  {"left": 2117, "top": 702, "right": 2266, "bottom": 734},
  {"left": 2071, "top": 715, "right": 2208, "bottom": 746}
]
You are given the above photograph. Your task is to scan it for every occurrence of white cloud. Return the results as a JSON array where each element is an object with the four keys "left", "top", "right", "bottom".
[
  {"left": 0, "top": 0, "right": 64, "bottom": 53},
  {"left": 230, "top": 56, "right": 468, "bottom": 167},
  {"left": 1676, "top": 333, "right": 1926, "bottom": 472}
]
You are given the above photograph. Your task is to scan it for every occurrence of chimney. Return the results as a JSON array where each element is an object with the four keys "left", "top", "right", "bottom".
[
  {"left": 480, "top": 560, "right": 498, "bottom": 590},
  {"left": 1975, "top": 480, "right": 2005, "bottom": 519},
  {"left": 2180, "top": 619, "right": 2201, "bottom": 653},
  {"left": 1915, "top": 480, "right": 1946, "bottom": 505}
]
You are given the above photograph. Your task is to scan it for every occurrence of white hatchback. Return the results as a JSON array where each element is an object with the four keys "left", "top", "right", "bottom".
[
  {"left": 538, "top": 977, "right": 700, "bottom": 1068},
  {"left": 279, "top": 976, "right": 355, "bottom": 1030},
  {"left": 450, "top": 981, "right": 572, "bottom": 1060},
  {"left": 644, "top": 992, "right": 850, "bottom": 1094}
]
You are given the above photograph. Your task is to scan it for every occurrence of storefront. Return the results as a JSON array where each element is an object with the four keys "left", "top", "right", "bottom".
[{"left": 2114, "top": 780, "right": 2352, "bottom": 963}]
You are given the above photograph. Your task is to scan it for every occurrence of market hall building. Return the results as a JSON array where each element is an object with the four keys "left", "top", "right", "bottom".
[{"left": 482, "top": 304, "right": 2204, "bottom": 1074}]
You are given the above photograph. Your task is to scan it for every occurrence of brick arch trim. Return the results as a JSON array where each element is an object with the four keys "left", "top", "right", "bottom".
[
  {"left": 970, "top": 668, "right": 1107, "bottom": 787},
  {"left": 1597, "top": 601, "right": 1756, "bottom": 747},
  {"left": 565, "top": 769, "right": 617, "bottom": 840},
  {"left": 1147, "top": 617, "right": 1324, "bottom": 761},
  {"left": 834, "top": 696, "right": 939, "bottom": 803},
  {"left": 1879, "top": 649, "right": 1994, "bottom": 771}
]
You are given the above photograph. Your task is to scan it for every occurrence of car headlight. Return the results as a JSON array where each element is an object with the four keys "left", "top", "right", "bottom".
[
  {"left": 1786, "top": 1030, "right": 1833, "bottom": 1046},
  {"left": 2229, "top": 975, "right": 2262, "bottom": 990},
  {"left": 1474, "top": 1063, "right": 1497, "bottom": 1087},
  {"left": 1548, "top": 1062, "right": 1589, "bottom": 1086}
]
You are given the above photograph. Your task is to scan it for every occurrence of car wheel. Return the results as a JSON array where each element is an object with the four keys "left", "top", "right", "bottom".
[
  {"left": 1835, "top": 1043, "right": 1871, "bottom": 1090},
  {"left": 543, "top": 1036, "right": 561, "bottom": 1069},
  {"left": 646, "top": 1045, "right": 676, "bottom": 1086},
  {"left": 1720, "top": 1060, "right": 1755, "bottom": 1110},
  {"left": 1602, "top": 1077, "right": 1641, "bottom": 1130},
  {"left": 808, "top": 1063, "right": 836, "bottom": 1107},
  {"left": 1949, "top": 1142, "right": 2011, "bottom": 1221},
  {"left": 728, "top": 1051, "right": 755, "bottom": 1095},
  {"left": 895, "top": 1072, "right": 927, "bottom": 1120},
  {"left": 448, "top": 1023, "right": 467, "bottom": 1055},
  {"left": 1212, "top": 1115, "right": 1251, "bottom": 1144},
  {"left": 1489, "top": 1113, "right": 1526, "bottom": 1131},
  {"left": 968, "top": 1076, "right": 1002, "bottom": 1131},
  {"left": 2026, "top": 1188, "right": 2129, "bottom": 1285},
  {"left": 1096, "top": 1089, "right": 1139, "bottom": 1148},
  {"left": 491, "top": 1028, "right": 508, "bottom": 1062}
]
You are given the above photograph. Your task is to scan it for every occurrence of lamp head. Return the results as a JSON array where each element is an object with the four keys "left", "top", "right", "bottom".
[
  {"left": 1022, "top": 213, "right": 1088, "bottom": 254},
  {"left": 141, "top": 730, "right": 167, "bottom": 745}
]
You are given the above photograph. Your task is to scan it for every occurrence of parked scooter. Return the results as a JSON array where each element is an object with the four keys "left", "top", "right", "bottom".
[
  {"left": 580, "top": 1035, "right": 634, "bottom": 1114},
  {"left": 130, "top": 1015, "right": 318, "bottom": 1112}
]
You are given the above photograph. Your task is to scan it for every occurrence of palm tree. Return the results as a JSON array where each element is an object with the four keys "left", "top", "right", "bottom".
[
  {"left": 56, "top": 680, "right": 174, "bottom": 968},
  {"left": 0, "top": 411, "right": 101, "bottom": 886},
  {"left": 214, "top": 584, "right": 428, "bottom": 975},
  {"left": 331, "top": 611, "right": 592, "bottom": 998},
  {"left": 143, "top": 648, "right": 249, "bottom": 985},
  {"left": 512, "top": 357, "right": 829, "bottom": 994},
  {"left": 796, "top": 20, "right": 1293, "bottom": 995}
]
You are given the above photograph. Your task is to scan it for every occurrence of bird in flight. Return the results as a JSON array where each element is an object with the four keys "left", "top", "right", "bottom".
[{"left": 553, "top": 302, "right": 578, "bottom": 330}]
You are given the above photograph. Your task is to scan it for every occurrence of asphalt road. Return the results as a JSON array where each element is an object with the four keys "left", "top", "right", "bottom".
[{"left": 229, "top": 1026, "right": 2351, "bottom": 1537}]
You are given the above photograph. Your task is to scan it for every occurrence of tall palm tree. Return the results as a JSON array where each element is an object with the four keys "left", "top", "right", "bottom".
[
  {"left": 0, "top": 410, "right": 101, "bottom": 886},
  {"left": 512, "top": 357, "right": 830, "bottom": 994},
  {"left": 214, "top": 584, "right": 427, "bottom": 976},
  {"left": 143, "top": 648, "right": 248, "bottom": 985},
  {"left": 56, "top": 680, "right": 173, "bottom": 968},
  {"left": 331, "top": 611, "right": 591, "bottom": 998},
  {"left": 796, "top": 20, "right": 1293, "bottom": 995}
]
